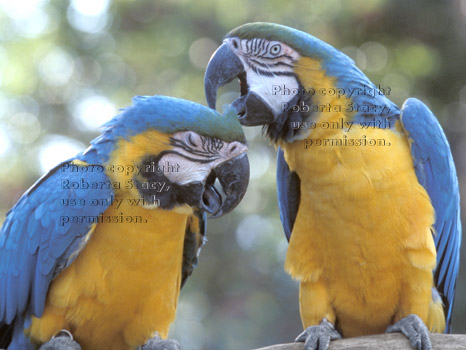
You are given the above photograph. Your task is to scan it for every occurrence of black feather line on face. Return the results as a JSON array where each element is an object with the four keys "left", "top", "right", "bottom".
[
  {"left": 272, "top": 61, "right": 295, "bottom": 68},
  {"left": 240, "top": 38, "right": 295, "bottom": 61},
  {"left": 249, "top": 58, "right": 294, "bottom": 69},
  {"left": 263, "top": 41, "right": 270, "bottom": 55},
  {"left": 246, "top": 40, "right": 251, "bottom": 53},
  {"left": 247, "top": 61, "right": 295, "bottom": 77},
  {"left": 135, "top": 153, "right": 207, "bottom": 210},
  {"left": 258, "top": 40, "right": 264, "bottom": 55},
  {"left": 263, "top": 53, "right": 295, "bottom": 61},
  {"left": 200, "top": 137, "right": 224, "bottom": 154},
  {"left": 248, "top": 58, "right": 273, "bottom": 69},
  {"left": 169, "top": 137, "right": 222, "bottom": 160}
]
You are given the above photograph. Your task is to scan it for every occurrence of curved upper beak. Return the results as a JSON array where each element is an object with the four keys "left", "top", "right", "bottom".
[
  {"left": 205, "top": 42, "right": 275, "bottom": 126},
  {"left": 205, "top": 42, "right": 244, "bottom": 110},
  {"left": 201, "top": 152, "right": 249, "bottom": 218}
]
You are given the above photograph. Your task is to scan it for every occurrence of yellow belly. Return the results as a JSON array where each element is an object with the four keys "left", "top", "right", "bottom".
[
  {"left": 27, "top": 203, "right": 188, "bottom": 350},
  {"left": 283, "top": 123, "right": 439, "bottom": 336}
]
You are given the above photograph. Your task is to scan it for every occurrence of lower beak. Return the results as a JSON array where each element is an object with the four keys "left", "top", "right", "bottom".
[
  {"left": 201, "top": 153, "right": 249, "bottom": 218},
  {"left": 205, "top": 42, "right": 244, "bottom": 110}
]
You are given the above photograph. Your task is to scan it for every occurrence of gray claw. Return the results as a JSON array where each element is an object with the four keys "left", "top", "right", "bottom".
[
  {"left": 39, "top": 330, "right": 81, "bottom": 350},
  {"left": 295, "top": 318, "right": 341, "bottom": 350},
  {"left": 386, "top": 314, "right": 432, "bottom": 350},
  {"left": 139, "top": 335, "right": 182, "bottom": 350}
]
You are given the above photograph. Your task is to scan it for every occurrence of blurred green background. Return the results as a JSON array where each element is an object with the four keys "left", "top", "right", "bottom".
[{"left": 0, "top": 0, "right": 465, "bottom": 349}]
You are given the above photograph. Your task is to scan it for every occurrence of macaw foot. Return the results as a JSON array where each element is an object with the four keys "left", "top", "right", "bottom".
[
  {"left": 386, "top": 314, "right": 432, "bottom": 350},
  {"left": 139, "top": 335, "right": 182, "bottom": 350},
  {"left": 295, "top": 318, "right": 341, "bottom": 350},
  {"left": 38, "top": 330, "right": 81, "bottom": 350}
]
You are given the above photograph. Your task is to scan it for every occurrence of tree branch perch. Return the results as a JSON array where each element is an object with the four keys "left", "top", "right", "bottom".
[
  {"left": 252, "top": 333, "right": 466, "bottom": 350},
  {"left": 1, "top": 333, "right": 464, "bottom": 350}
]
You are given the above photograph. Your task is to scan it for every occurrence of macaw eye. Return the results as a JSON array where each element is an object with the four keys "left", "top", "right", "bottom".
[
  {"left": 269, "top": 44, "right": 281, "bottom": 55},
  {"left": 184, "top": 132, "right": 198, "bottom": 147},
  {"left": 231, "top": 39, "right": 239, "bottom": 49}
]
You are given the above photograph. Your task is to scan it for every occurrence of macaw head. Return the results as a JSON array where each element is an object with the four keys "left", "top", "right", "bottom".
[
  {"left": 205, "top": 23, "right": 305, "bottom": 124},
  {"left": 81, "top": 95, "right": 249, "bottom": 218},
  {"left": 204, "top": 22, "right": 397, "bottom": 142}
]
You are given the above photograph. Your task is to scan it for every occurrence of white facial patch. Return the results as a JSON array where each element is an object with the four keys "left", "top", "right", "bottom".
[
  {"left": 158, "top": 154, "right": 211, "bottom": 185},
  {"left": 247, "top": 71, "right": 299, "bottom": 114},
  {"left": 226, "top": 37, "right": 301, "bottom": 115},
  {"left": 160, "top": 131, "right": 247, "bottom": 185}
]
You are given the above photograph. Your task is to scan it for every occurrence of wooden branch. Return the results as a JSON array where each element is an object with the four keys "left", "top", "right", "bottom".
[
  {"left": 2, "top": 333, "right": 464, "bottom": 350},
  {"left": 252, "top": 333, "right": 466, "bottom": 350}
]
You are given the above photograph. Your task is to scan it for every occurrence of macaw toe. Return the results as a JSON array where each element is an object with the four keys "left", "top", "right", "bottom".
[
  {"left": 295, "top": 319, "right": 341, "bottom": 350},
  {"left": 38, "top": 330, "right": 81, "bottom": 350},
  {"left": 139, "top": 335, "right": 182, "bottom": 350},
  {"left": 386, "top": 314, "right": 432, "bottom": 350}
]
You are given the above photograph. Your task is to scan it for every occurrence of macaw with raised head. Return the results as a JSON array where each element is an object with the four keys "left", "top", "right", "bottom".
[
  {"left": 0, "top": 96, "right": 249, "bottom": 350},
  {"left": 204, "top": 22, "right": 461, "bottom": 350}
]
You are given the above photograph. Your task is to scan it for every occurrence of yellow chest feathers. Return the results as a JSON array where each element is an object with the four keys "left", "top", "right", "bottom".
[
  {"left": 281, "top": 119, "right": 438, "bottom": 334},
  {"left": 283, "top": 121, "right": 436, "bottom": 277},
  {"left": 28, "top": 204, "right": 188, "bottom": 350}
]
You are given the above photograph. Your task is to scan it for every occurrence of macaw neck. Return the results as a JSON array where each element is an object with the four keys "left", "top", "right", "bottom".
[
  {"left": 100, "top": 198, "right": 190, "bottom": 234},
  {"left": 294, "top": 56, "right": 400, "bottom": 125},
  {"left": 270, "top": 56, "right": 400, "bottom": 147}
]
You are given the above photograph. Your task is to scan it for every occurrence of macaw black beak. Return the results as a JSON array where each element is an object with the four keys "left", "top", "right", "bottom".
[
  {"left": 201, "top": 153, "right": 249, "bottom": 218},
  {"left": 205, "top": 42, "right": 276, "bottom": 126},
  {"left": 205, "top": 42, "right": 245, "bottom": 110}
]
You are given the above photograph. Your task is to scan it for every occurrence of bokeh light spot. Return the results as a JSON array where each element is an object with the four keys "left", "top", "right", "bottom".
[
  {"left": 67, "top": 0, "right": 109, "bottom": 33},
  {"left": 70, "top": 0, "right": 109, "bottom": 17},
  {"left": 7, "top": 112, "right": 41, "bottom": 144},
  {"left": 72, "top": 95, "right": 116, "bottom": 131},
  {"left": 189, "top": 38, "right": 219, "bottom": 70},
  {"left": 396, "top": 42, "right": 438, "bottom": 77},
  {"left": 38, "top": 48, "right": 74, "bottom": 87},
  {"left": 360, "top": 41, "right": 388, "bottom": 72},
  {"left": 236, "top": 215, "right": 273, "bottom": 250},
  {"left": 249, "top": 145, "right": 271, "bottom": 180},
  {"left": 0, "top": 127, "right": 12, "bottom": 156},
  {"left": 0, "top": 0, "right": 48, "bottom": 20},
  {"left": 381, "top": 72, "right": 412, "bottom": 105},
  {"left": 38, "top": 135, "right": 85, "bottom": 172}
]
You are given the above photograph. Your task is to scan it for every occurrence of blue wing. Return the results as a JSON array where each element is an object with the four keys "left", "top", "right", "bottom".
[
  {"left": 400, "top": 98, "right": 461, "bottom": 332},
  {"left": 181, "top": 211, "right": 206, "bottom": 288},
  {"left": 276, "top": 146, "right": 301, "bottom": 242},
  {"left": 0, "top": 160, "right": 113, "bottom": 326}
]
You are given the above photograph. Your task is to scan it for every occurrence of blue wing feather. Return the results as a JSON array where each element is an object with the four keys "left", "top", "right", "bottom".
[
  {"left": 277, "top": 147, "right": 292, "bottom": 241},
  {"left": 276, "top": 146, "right": 300, "bottom": 242},
  {"left": 400, "top": 98, "right": 461, "bottom": 332},
  {"left": 0, "top": 160, "right": 113, "bottom": 325}
]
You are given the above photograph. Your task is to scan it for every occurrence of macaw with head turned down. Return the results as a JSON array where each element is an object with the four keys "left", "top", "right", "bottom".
[
  {"left": 205, "top": 22, "right": 461, "bottom": 350},
  {"left": 0, "top": 96, "right": 249, "bottom": 350}
]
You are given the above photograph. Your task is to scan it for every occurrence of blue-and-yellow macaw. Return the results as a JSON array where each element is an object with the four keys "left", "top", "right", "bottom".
[
  {"left": 0, "top": 96, "right": 249, "bottom": 350},
  {"left": 204, "top": 23, "right": 461, "bottom": 350}
]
